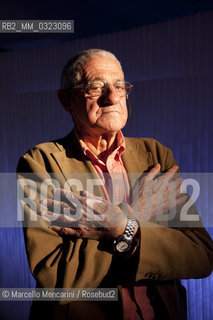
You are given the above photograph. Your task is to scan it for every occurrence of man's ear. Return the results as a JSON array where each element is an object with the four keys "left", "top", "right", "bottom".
[{"left": 57, "top": 89, "right": 72, "bottom": 114}]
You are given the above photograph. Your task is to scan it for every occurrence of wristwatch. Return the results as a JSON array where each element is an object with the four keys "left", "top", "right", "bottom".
[{"left": 113, "top": 217, "right": 138, "bottom": 254}]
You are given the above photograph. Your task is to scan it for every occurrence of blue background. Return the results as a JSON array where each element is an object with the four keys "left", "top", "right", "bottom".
[{"left": 0, "top": 9, "right": 213, "bottom": 320}]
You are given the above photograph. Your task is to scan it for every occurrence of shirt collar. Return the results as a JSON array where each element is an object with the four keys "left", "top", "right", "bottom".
[{"left": 74, "top": 128, "right": 126, "bottom": 164}]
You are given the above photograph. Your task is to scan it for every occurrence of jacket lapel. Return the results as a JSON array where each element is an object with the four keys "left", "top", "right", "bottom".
[
  {"left": 49, "top": 132, "right": 154, "bottom": 200},
  {"left": 122, "top": 137, "right": 154, "bottom": 191},
  {"left": 50, "top": 130, "right": 105, "bottom": 198}
]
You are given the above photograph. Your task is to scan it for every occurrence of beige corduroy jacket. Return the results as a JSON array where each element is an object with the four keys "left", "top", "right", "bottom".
[{"left": 17, "top": 130, "right": 213, "bottom": 320}]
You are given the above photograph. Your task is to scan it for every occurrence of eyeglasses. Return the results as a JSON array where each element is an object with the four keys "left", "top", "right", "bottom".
[{"left": 72, "top": 80, "right": 133, "bottom": 98}]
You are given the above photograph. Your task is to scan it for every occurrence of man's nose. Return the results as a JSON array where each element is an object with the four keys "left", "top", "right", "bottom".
[{"left": 101, "top": 85, "right": 122, "bottom": 106}]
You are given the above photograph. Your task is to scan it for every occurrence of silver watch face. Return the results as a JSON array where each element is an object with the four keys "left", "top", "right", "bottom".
[{"left": 116, "top": 241, "right": 130, "bottom": 253}]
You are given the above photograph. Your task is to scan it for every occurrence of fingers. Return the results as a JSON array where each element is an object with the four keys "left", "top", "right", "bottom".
[
  {"left": 137, "top": 164, "right": 161, "bottom": 189},
  {"left": 163, "top": 164, "right": 179, "bottom": 180},
  {"left": 41, "top": 210, "right": 77, "bottom": 225},
  {"left": 149, "top": 163, "right": 161, "bottom": 172},
  {"left": 80, "top": 190, "right": 97, "bottom": 198},
  {"left": 43, "top": 189, "right": 88, "bottom": 215},
  {"left": 46, "top": 188, "right": 106, "bottom": 218},
  {"left": 41, "top": 199, "right": 76, "bottom": 214},
  {"left": 148, "top": 164, "right": 179, "bottom": 185},
  {"left": 164, "top": 176, "right": 183, "bottom": 194},
  {"left": 147, "top": 163, "right": 161, "bottom": 178},
  {"left": 49, "top": 226, "right": 78, "bottom": 236},
  {"left": 49, "top": 225, "right": 100, "bottom": 240},
  {"left": 176, "top": 193, "right": 188, "bottom": 206},
  {"left": 53, "top": 188, "right": 98, "bottom": 204},
  {"left": 53, "top": 188, "right": 85, "bottom": 203}
]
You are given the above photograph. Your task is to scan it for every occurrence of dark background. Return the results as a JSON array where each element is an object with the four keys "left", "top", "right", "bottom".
[
  {"left": 0, "top": 1, "right": 213, "bottom": 319},
  {"left": 1, "top": 0, "right": 213, "bottom": 50}
]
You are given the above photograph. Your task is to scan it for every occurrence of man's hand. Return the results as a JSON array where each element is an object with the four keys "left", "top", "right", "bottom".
[
  {"left": 40, "top": 189, "right": 128, "bottom": 240},
  {"left": 131, "top": 164, "right": 188, "bottom": 222}
]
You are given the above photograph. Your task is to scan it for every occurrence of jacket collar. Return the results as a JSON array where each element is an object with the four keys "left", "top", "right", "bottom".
[
  {"left": 51, "top": 130, "right": 104, "bottom": 197},
  {"left": 50, "top": 130, "right": 153, "bottom": 197},
  {"left": 122, "top": 137, "right": 153, "bottom": 191}
]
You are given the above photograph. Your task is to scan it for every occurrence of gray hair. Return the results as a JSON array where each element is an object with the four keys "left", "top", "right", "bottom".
[{"left": 60, "top": 49, "right": 122, "bottom": 89}]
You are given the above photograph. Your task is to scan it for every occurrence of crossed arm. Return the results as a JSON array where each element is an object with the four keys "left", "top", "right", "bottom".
[
  {"left": 17, "top": 151, "right": 213, "bottom": 289},
  {"left": 40, "top": 164, "right": 185, "bottom": 239}
]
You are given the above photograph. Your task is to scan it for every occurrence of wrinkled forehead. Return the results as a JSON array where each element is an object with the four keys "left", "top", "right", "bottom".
[{"left": 82, "top": 56, "right": 124, "bottom": 82}]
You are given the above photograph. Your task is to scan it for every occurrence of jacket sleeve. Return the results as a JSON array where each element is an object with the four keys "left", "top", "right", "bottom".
[
  {"left": 135, "top": 145, "right": 213, "bottom": 281},
  {"left": 17, "top": 142, "right": 213, "bottom": 289},
  {"left": 17, "top": 151, "right": 113, "bottom": 290}
]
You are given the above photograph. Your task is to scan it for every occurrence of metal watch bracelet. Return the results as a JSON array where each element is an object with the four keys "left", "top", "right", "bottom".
[{"left": 113, "top": 217, "right": 138, "bottom": 254}]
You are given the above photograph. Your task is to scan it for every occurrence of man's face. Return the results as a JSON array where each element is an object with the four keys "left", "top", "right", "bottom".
[{"left": 70, "top": 56, "right": 128, "bottom": 135}]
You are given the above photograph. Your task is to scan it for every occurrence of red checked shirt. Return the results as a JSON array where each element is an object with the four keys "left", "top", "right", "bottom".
[{"left": 76, "top": 130, "right": 155, "bottom": 320}]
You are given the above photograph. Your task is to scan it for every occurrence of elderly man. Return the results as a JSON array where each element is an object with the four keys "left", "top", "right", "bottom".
[{"left": 17, "top": 49, "right": 213, "bottom": 320}]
